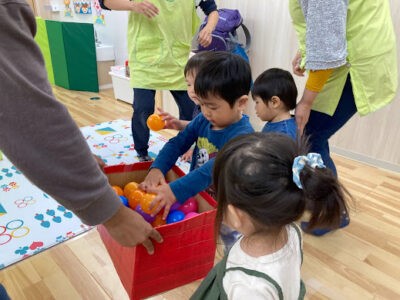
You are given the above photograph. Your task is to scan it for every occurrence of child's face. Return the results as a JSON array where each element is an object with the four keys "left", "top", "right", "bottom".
[
  {"left": 199, "top": 95, "right": 245, "bottom": 130},
  {"left": 254, "top": 96, "right": 276, "bottom": 122},
  {"left": 185, "top": 72, "right": 200, "bottom": 105}
]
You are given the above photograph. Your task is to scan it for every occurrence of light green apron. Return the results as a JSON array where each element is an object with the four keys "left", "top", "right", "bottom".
[
  {"left": 289, "top": 0, "right": 398, "bottom": 116},
  {"left": 127, "top": 0, "right": 200, "bottom": 90}
]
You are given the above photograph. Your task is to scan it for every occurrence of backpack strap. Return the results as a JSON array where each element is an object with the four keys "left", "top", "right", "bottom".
[
  {"left": 239, "top": 23, "right": 251, "bottom": 51},
  {"left": 225, "top": 267, "right": 284, "bottom": 300}
]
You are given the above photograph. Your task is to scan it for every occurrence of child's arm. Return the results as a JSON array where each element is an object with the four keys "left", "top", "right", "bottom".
[
  {"left": 150, "top": 115, "right": 201, "bottom": 175},
  {"left": 157, "top": 107, "right": 189, "bottom": 131}
]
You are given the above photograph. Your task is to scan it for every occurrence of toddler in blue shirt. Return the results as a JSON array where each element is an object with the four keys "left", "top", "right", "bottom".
[{"left": 252, "top": 68, "right": 298, "bottom": 140}]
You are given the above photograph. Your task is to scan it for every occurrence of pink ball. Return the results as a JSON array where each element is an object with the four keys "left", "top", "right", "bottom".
[
  {"left": 184, "top": 212, "right": 199, "bottom": 220},
  {"left": 178, "top": 197, "right": 198, "bottom": 215}
]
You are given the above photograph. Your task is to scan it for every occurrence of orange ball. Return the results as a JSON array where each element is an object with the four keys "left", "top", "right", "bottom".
[
  {"left": 152, "top": 214, "right": 166, "bottom": 228},
  {"left": 123, "top": 181, "right": 139, "bottom": 198},
  {"left": 111, "top": 185, "right": 124, "bottom": 196},
  {"left": 128, "top": 189, "right": 145, "bottom": 209},
  {"left": 141, "top": 193, "right": 160, "bottom": 214},
  {"left": 147, "top": 114, "right": 165, "bottom": 131}
]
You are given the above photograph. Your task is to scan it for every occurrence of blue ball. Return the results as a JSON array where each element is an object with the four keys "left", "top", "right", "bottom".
[
  {"left": 119, "top": 195, "right": 129, "bottom": 207},
  {"left": 166, "top": 210, "right": 185, "bottom": 224}
]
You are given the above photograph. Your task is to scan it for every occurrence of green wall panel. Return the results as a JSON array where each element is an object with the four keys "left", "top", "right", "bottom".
[
  {"left": 62, "top": 22, "right": 99, "bottom": 92},
  {"left": 34, "top": 17, "right": 55, "bottom": 85},
  {"left": 46, "top": 20, "right": 69, "bottom": 89}
]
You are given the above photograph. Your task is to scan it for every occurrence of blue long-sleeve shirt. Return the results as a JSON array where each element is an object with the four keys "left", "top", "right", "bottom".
[
  {"left": 151, "top": 113, "right": 254, "bottom": 203},
  {"left": 262, "top": 117, "right": 297, "bottom": 140}
]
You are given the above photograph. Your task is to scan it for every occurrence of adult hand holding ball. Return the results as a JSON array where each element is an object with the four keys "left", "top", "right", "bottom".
[{"left": 147, "top": 114, "right": 165, "bottom": 131}]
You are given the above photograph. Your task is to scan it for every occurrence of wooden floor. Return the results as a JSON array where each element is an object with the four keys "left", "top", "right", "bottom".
[{"left": 1, "top": 86, "right": 400, "bottom": 300}]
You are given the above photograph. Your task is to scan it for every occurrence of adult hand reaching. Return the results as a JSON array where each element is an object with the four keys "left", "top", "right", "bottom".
[
  {"left": 103, "top": 205, "right": 163, "bottom": 254},
  {"left": 131, "top": 0, "right": 159, "bottom": 19}
]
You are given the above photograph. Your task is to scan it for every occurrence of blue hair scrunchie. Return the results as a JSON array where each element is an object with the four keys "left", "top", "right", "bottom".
[{"left": 292, "top": 153, "right": 326, "bottom": 189}]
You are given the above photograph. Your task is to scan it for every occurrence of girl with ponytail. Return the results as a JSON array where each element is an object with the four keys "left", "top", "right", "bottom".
[{"left": 192, "top": 132, "right": 350, "bottom": 299}]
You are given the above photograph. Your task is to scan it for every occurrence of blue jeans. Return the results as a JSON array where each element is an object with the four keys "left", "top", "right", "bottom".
[
  {"left": 0, "top": 284, "right": 10, "bottom": 300},
  {"left": 132, "top": 89, "right": 195, "bottom": 156},
  {"left": 305, "top": 76, "right": 357, "bottom": 177}
]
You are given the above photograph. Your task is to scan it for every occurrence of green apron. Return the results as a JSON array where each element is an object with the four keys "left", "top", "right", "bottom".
[
  {"left": 191, "top": 224, "right": 306, "bottom": 300},
  {"left": 289, "top": 0, "right": 398, "bottom": 116},
  {"left": 127, "top": 0, "right": 200, "bottom": 90}
]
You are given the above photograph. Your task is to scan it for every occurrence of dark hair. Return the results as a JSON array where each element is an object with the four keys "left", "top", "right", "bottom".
[
  {"left": 184, "top": 52, "right": 215, "bottom": 77},
  {"left": 213, "top": 132, "right": 349, "bottom": 236},
  {"left": 194, "top": 52, "right": 252, "bottom": 107},
  {"left": 251, "top": 68, "right": 297, "bottom": 110}
]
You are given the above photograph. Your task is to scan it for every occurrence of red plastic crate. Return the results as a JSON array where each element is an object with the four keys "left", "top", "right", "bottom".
[{"left": 98, "top": 162, "right": 217, "bottom": 299}]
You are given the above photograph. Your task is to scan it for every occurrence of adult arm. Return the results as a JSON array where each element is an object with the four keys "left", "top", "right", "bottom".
[
  {"left": 101, "top": 0, "right": 158, "bottom": 18},
  {"left": 197, "top": 0, "right": 218, "bottom": 47},
  {"left": 291, "top": 0, "right": 348, "bottom": 134},
  {"left": 0, "top": 2, "right": 161, "bottom": 252}
]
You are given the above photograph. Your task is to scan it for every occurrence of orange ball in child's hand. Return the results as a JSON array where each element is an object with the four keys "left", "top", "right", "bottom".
[
  {"left": 128, "top": 189, "right": 145, "bottom": 209},
  {"left": 141, "top": 193, "right": 160, "bottom": 214},
  {"left": 111, "top": 185, "right": 124, "bottom": 196},
  {"left": 147, "top": 114, "right": 165, "bottom": 131},
  {"left": 123, "top": 181, "right": 139, "bottom": 198}
]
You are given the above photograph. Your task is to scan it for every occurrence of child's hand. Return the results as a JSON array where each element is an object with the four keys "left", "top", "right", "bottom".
[
  {"left": 147, "top": 183, "right": 177, "bottom": 220},
  {"left": 140, "top": 168, "right": 166, "bottom": 191},
  {"left": 180, "top": 148, "right": 193, "bottom": 163},
  {"left": 93, "top": 154, "right": 106, "bottom": 171},
  {"left": 157, "top": 108, "right": 186, "bottom": 131}
]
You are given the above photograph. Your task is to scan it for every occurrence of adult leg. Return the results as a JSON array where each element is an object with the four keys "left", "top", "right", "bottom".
[
  {"left": 305, "top": 76, "right": 357, "bottom": 177},
  {"left": 132, "top": 88, "right": 156, "bottom": 159},
  {"left": 302, "top": 76, "right": 356, "bottom": 236},
  {"left": 170, "top": 90, "right": 196, "bottom": 121},
  {"left": 0, "top": 284, "right": 10, "bottom": 300}
]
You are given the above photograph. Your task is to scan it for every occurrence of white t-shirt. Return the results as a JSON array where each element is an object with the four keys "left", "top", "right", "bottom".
[{"left": 223, "top": 224, "right": 303, "bottom": 300}]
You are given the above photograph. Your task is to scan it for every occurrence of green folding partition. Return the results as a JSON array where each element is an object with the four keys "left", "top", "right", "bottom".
[
  {"left": 62, "top": 22, "right": 98, "bottom": 92},
  {"left": 34, "top": 17, "right": 55, "bottom": 85},
  {"left": 46, "top": 20, "right": 70, "bottom": 89},
  {"left": 45, "top": 20, "right": 99, "bottom": 92}
]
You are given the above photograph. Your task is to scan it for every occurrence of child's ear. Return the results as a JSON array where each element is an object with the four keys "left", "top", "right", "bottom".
[
  {"left": 237, "top": 95, "right": 248, "bottom": 111},
  {"left": 270, "top": 96, "right": 282, "bottom": 108}
]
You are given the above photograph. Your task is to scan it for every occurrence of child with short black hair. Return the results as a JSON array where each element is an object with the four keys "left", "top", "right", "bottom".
[
  {"left": 251, "top": 68, "right": 298, "bottom": 139},
  {"left": 140, "top": 52, "right": 254, "bottom": 226},
  {"left": 158, "top": 51, "right": 215, "bottom": 162},
  {"left": 192, "top": 132, "right": 349, "bottom": 299}
]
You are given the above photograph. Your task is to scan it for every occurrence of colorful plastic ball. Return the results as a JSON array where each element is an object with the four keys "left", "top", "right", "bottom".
[
  {"left": 178, "top": 197, "right": 198, "bottom": 215},
  {"left": 128, "top": 189, "right": 145, "bottom": 209},
  {"left": 123, "top": 181, "right": 139, "bottom": 198},
  {"left": 119, "top": 195, "right": 129, "bottom": 207},
  {"left": 152, "top": 214, "right": 166, "bottom": 228},
  {"left": 166, "top": 210, "right": 185, "bottom": 224},
  {"left": 141, "top": 193, "right": 160, "bottom": 215},
  {"left": 146, "top": 114, "right": 165, "bottom": 131},
  {"left": 184, "top": 212, "right": 199, "bottom": 220},
  {"left": 112, "top": 185, "right": 124, "bottom": 196},
  {"left": 135, "top": 204, "right": 156, "bottom": 223},
  {"left": 170, "top": 202, "right": 182, "bottom": 211}
]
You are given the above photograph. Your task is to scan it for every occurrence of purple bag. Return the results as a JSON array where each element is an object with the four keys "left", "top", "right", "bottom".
[{"left": 196, "top": 8, "right": 251, "bottom": 59}]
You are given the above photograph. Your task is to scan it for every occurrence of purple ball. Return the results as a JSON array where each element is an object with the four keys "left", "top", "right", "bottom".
[
  {"left": 166, "top": 210, "right": 185, "bottom": 224},
  {"left": 170, "top": 202, "right": 181, "bottom": 211},
  {"left": 135, "top": 204, "right": 156, "bottom": 223}
]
